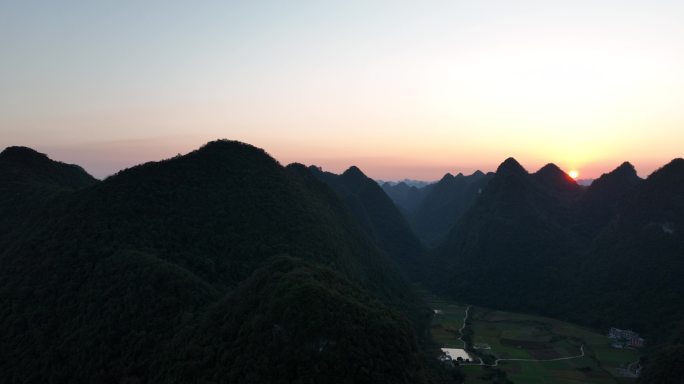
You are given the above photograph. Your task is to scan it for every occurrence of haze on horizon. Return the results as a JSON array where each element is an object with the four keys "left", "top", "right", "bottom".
[{"left": 2, "top": 1, "right": 683, "bottom": 180}]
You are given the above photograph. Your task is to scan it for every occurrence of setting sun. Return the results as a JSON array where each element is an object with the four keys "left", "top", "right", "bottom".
[{"left": 568, "top": 170, "right": 579, "bottom": 180}]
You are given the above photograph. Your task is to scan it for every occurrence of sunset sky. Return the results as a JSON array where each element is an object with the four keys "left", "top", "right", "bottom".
[{"left": 2, "top": 1, "right": 683, "bottom": 180}]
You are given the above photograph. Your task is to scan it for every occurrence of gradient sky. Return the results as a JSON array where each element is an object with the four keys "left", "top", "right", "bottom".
[{"left": 2, "top": 1, "right": 683, "bottom": 180}]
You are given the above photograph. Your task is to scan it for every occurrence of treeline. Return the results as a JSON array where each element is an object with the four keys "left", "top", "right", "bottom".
[
  {"left": 409, "top": 157, "right": 683, "bottom": 382},
  {"left": 0, "top": 141, "right": 456, "bottom": 383}
]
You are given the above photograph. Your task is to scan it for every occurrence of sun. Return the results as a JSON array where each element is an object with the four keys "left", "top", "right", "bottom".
[{"left": 568, "top": 170, "right": 579, "bottom": 180}]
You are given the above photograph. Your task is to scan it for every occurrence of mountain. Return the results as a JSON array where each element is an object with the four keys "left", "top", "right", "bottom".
[
  {"left": 380, "top": 171, "right": 493, "bottom": 248},
  {"left": 0, "top": 146, "right": 97, "bottom": 249},
  {"left": 409, "top": 171, "right": 493, "bottom": 247},
  {"left": 379, "top": 179, "right": 433, "bottom": 188},
  {"left": 576, "top": 158, "right": 684, "bottom": 340},
  {"left": 381, "top": 181, "right": 430, "bottom": 215},
  {"left": 532, "top": 163, "right": 582, "bottom": 197},
  {"left": 577, "top": 161, "right": 641, "bottom": 234},
  {"left": 429, "top": 159, "right": 580, "bottom": 315},
  {"left": 0, "top": 146, "right": 96, "bottom": 189},
  {"left": 309, "top": 165, "right": 425, "bottom": 277},
  {"left": 0, "top": 140, "right": 449, "bottom": 383},
  {"left": 639, "top": 344, "right": 684, "bottom": 384},
  {"left": 430, "top": 156, "right": 684, "bottom": 349}
]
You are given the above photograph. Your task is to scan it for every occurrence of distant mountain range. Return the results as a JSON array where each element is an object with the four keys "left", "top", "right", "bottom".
[
  {"left": 0, "top": 141, "right": 452, "bottom": 383},
  {"left": 1, "top": 140, "right": 681, "bottom": 383},
  {"left": 308, "top": 165, "right": 425, "bottom": 279},
  {"left": 426, "top": 157, "right": 683, "bottom": 359},
  {"left": 382, "top": 171, "right": 494, "bottom": 247},
  {"left": 377, "top": 179, "right": 434, "bottom": 188},
  {"left": 381, "top": 156, "right": 683, "bottom": 382}
]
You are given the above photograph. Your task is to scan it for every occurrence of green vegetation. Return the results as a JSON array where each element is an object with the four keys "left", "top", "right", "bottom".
[
  {"left": 0, "top": 141, "right": 452, "bottom": 383},
  {"left": 152, "top": 256, "right": 428, "bottom": 383},
  {"left": 638, "top": 344, "right": 684, "bottom": 384},
  {"left": 2, "top": 141, "right": 682, "bottom": 382},
  {"left": 0, "top": 146, "right": 96, "bottom": 250},
  {"left": 426, "top": 293, "right": 640, "bottom": 384},
  {"left": 428, "top": 157, "right": 684, "bottom": 376},
  {"left": 308, "top": 165, "right": 425, "bottom": 279},
  {"left": 383, "top": 171, "right": 493, "bottom": 247},
  {"left": 409, "top": 172, "right": 492, "bottom": 247}
]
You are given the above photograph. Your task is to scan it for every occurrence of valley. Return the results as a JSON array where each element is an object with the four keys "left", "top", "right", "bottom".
[
  {"left": 1, "top": 142, "right": 681, "bottom": 383},
  {"left": 427, "top": 293, "right": 640, "bottom": 384}
]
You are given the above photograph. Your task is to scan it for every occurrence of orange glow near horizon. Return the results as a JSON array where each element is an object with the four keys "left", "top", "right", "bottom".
[
  {"left": 568, "top": 170, "right": 579, "bottom": 180},
  {"left": 28, "top": 135, "right": 675, "bottom": 182},
  {"left": 2, "top": 2, "right": 683, "bottom": 181}
]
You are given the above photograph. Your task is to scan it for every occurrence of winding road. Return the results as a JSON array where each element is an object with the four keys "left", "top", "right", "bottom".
[
  {"left": 457, "top": 305, "right": 471, "bottom": 349},
  {"left": 455, "top": 304, "right": 585, "bottom": 367}
]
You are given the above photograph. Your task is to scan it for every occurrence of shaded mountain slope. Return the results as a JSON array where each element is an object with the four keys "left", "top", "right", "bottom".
[
  {"left": 532, "top": 163, "right": 582, "bottom": 198},
  {"left": 381, "top": 181, "right": 431, "bottom": 215},
  {"left": 153, "top": 256, "right": 427, "bottom": 384},
  {"left": 0, "top": 140, "right": 444, "bottom": 383},
  {"left": 409, "top": 171, "right": 492, "bottom": 247},
  {"left": 308, "top": 165, "right": 425, "bottom": 278},
  {"left": 577, "top": 161, "right": 641, "bottom": 235},
  {"left": 430, "top": 158, "right": 581, "bottom": 315},
  {"left": 0, "top": 146, "right": 96, "bottom": 190},
  {"left": 576, "top": 158, "right": 684, "bottom": 340},
  {"left": 0, "top": 146, "right": 97, "bottom": 249},
  {"left": 430, "top": 156, "right": 684, "bottom": 350}
]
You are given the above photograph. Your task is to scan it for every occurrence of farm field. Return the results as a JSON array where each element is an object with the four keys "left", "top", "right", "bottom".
[{"left": 427, "top": 294, "right": 640, "bottom": 384}]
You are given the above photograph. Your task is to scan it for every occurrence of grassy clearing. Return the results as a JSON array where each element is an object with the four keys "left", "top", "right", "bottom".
[{"left": 426, "top": 294, "right": 640, "bottom": 384}]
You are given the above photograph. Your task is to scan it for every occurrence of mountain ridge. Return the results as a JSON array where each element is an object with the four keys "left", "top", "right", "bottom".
[{"left": 0, "top": 140, "right": 445, "bottom": 383}]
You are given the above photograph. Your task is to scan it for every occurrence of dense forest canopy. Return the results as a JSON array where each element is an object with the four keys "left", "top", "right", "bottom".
[
  {"left": 1, "top": 140, "right": 682, "bottom": 382},
  {"left": 308, "top": 164, "right": 424, "bottom": 279},
  {"left": 0, "top": 141, "right": 451, "bottom": 383},
  {"left": 383, "top": 171, "right": 493, "bottom": 247},
  {"left": 421, "top": 156, "right": 684, "bottom": 380}
]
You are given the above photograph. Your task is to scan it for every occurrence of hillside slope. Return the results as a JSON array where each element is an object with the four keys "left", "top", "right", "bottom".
[
  {"left": 309, "top": 165, "right": 425, "bottom": 278},
  {"left": 0, "top": 146, "right": 97, "bottom": 249},
  {"left": 431, "top": 157, "right": 684, "bottom": 347},
  {"left": 409, "top": 171, "right": 492, "bottom": 247},
  {"left": 0, "top": 140, "right": 445, "bottom": 383}
]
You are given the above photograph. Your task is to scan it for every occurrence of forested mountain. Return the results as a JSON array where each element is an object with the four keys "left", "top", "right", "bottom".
[
  {"left": 639, "top": 344, "right": 684, "bottom": 384},
  {"left": 3, "top": 140, "right": 682, "bottom": 382},
  {"left": 0, "top": 146, "right": 97, "bottom": 250},
  {"left": 0, "top": 146, "right": 96, "bottom": 190},
  {"left": 577, "top": 159, "right": 684, "bottom": 340},
  {"left": 0, "top": 140, "right": 452, "bottom": 384},
  {"left": 382, "top": 171, "right": 494, "bottom": 248},
  {"left": 408, "top": 171, "right": 493, "bottom": 247},
  {"left": 577, "top": 161, "right": 641, "bottom": 235},
  {"left": 532, "top": 163, "right": 582, "bottom": 197},
  {"left": 381, "top": 181, "right": 431, "bottom": 215},
  {"left": 429, "top": 157, "right": 684, "bottom": 352},
  {"left": 308, "top": 165, "right": 424, "bottom": 277},
  {"left": 429, "top": 158, "right": 581, "bottom": 315}
]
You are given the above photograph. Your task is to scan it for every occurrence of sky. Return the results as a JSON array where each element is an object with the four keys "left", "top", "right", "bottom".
[{"left": 1, "top": 1, "right": 683, "bottom": 180}]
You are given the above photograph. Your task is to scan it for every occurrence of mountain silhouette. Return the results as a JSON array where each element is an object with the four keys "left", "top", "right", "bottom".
[
  {"left": 579, "top": 158, "right": 684, "bottom": 341},
  {"left": 0, "top": 140, "right": 444, "bottom": 383},
  {"left": 3, "top": 140, "right": 683, "bottom": 382},
  {"left": 430, "top": 157, "right": 580, "bottom": 316},
  {"left": 308, "top": 165, "right": 425, "bottom": 278},
  {"left": 533, "top": 163, "right": 581, "bottom": 196},
  {"left": 381, "top": 181, "right": 431, "bottom": 215},
  {"left": 578, "top": 161, "right": 641, "bottom": 234},
  {"left": 406, "top": 171, "right": 492, "bottom": 247},
  {"left": 428, "top": 156, "right": 684, "bottom": 351},
  {"left": 0, "top": 146, "right": 97, "bottom": 250},
  {"left": 496, "top": 156, "right": 527, "bottom": 176}
]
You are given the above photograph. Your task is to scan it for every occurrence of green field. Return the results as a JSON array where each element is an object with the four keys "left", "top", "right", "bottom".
[{"left": 426, "top": 294, "right": 640, "bottom": 384}]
